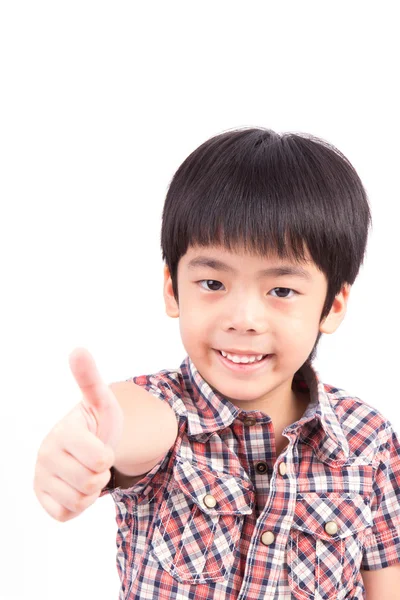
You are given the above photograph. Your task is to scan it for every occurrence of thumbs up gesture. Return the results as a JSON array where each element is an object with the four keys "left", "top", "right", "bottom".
[{"left": 33, "top": 347, "right": 124, "bottom": 522}]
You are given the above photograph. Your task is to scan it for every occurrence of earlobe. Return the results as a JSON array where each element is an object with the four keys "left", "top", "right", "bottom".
[
  {"left": 163, "top": 265, "right": 180, "bottom": 318},
  {"left": 319, "top": 284, "right": 351, "bottom": 335}
]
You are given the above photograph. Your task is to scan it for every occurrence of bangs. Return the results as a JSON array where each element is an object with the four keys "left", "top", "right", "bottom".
[{"left": 163, "top": 128, "right": 366, "bottom": 276}]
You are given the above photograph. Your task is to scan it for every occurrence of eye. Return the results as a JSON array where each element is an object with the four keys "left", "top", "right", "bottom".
[
  {"left": 270, "top": 287, "right": 298, "bottom": 299},
  {"left": 198, "top": 280, "right": 225, "bottom": 292}
]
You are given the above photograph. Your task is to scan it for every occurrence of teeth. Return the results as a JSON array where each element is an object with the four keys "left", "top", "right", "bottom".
[{"left": 220, "top": 350, "right": 266, "bottom": 363}]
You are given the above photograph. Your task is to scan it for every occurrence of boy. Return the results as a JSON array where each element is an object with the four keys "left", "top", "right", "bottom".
[{"left": 34, "top": 127, "right": 400, "bottom": 599}]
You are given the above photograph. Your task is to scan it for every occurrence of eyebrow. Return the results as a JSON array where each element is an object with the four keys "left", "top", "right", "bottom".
[{"left": 187, "top": 256, "right": 313, "bottom": 281}]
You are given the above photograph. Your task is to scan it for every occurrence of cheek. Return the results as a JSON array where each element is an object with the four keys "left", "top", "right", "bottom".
[
  {"left": 179, "top": 313, "right": 209, "bottom": 346},
  {"left": 278, "top": 315, "right": 318, "bottom": 346},
  {"left": 180, "top": 296, "right": 213, "bottom": 330}
]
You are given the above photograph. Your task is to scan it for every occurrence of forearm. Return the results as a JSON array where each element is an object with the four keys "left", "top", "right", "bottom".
[{"left": 109, "top": 381, "right": 178, "bottom": 477}]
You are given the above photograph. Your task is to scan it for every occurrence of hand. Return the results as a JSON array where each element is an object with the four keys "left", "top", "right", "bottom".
[{"left": 33, "top": 347, "right": 124, "bottom": 522}]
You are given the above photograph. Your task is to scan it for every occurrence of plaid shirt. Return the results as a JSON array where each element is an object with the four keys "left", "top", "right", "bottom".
[{"left": 100, "top": 355, "right": 400, "bottom": 599}]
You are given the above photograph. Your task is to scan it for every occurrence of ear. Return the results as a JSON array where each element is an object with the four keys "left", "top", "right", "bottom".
[
  {"left": 163, "top": 264, "right": 180, "bottom": 318},
  {"left": 319, "top": 283, "right": 352, "bottom": 334}
]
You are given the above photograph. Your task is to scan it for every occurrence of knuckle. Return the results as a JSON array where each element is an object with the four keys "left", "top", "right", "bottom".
[
  {"left": 94, "top": 457, "right": 107, "bottom": 472},
  {"left": 56, "top": 509, "right": 68, "bottom": 522},
  {"left": 71, "top": 496, "right": 84, "bottom": 513},
  {"left": 104, "top": 469, "right": 112, "bottom": 485},
  {"left": 84, "top": 478, "right": 98, "bottom": 496},
  {"left": 60, "top": 510, "right": 74, "bottom": 523},
  {"left": 104, "top": 448, "right": 114, "bottom": 467},
  {"left": 53, "top": 503, "right": 68, "bottom": 522}
]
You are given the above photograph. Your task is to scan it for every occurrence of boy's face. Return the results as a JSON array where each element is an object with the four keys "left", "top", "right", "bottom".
[{"left": 163, "top": 243, "right": 350, "bottom": 415}]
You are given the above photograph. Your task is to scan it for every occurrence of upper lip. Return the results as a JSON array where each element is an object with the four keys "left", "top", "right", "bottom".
[{"left": 217, "top": 348, "right": 269, "bottom": 356}]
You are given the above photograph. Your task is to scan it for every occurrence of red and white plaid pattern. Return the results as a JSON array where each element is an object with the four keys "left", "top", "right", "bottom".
[{"left": 100, "top": 355, "right": 400, "bottom": 599}]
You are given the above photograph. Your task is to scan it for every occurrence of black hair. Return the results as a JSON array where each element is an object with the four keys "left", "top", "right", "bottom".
[{"left": 160, "top": 126, "right": 372, "bottom": 365}]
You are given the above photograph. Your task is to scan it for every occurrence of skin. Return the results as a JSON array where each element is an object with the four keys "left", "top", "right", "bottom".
[{"left": 163, "top": 242, "right": 351, "bottom": 436}]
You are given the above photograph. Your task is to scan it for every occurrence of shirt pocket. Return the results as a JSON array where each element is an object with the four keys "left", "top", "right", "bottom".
[
  {"left": 151, "top": 456, "right": 255, "bottom": 584},
  {"left": 287, "top": 491, "right": 373, "bottom": 600}
]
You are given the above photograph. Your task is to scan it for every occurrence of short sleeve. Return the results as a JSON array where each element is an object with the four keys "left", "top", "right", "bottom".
[
  {"left": 99, "top": 450, "right": 173, "bottom": 498},
  {"left": 361, "top": 423, "right": 400, "bottom": 570},
  {"left": 99, "top": 371, "right": 185, "bottom": 498},
  {"left": 129, "top": 372, "right": 186, "bottom": 416}
]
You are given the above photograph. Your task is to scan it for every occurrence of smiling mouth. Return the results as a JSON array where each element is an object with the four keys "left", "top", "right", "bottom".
[{"left": 215, "top": 349, "right": 272, "bottom": 365}]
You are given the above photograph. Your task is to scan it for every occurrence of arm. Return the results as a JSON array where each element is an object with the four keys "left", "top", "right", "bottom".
[
  {"left": 360, "top": 564, "right": 400, "bottom": 599},
  {"left": 109, "top": 380, "right": 178, "bottom": 487}
]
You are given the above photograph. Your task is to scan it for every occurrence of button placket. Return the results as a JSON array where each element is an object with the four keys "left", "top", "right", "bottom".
[{"left": 258, "top": 460, "right": 288, "bottom": 546}]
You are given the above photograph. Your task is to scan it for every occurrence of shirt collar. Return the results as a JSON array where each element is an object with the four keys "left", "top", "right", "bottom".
[{"left": 179, "top": 355, "right": 350, "bottom": 464}]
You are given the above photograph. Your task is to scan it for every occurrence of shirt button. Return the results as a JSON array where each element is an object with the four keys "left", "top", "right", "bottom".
[
  {"left": 278, "top": 461, "right": 287, "bottom": 476},
  {"left": 255, "top": 461, "right": 268, "bottom": 474},
  {"left": 203, "top": 494, "right": 217, "bottom": 508},
  {"left": 243, "top": 417, "right": 257, "bottom": 426},
  {"left": 325, "top": 521, "right": 339, "bottom": 535},
  {"left": 261, "top": 531, "right": 275, "bottom": 546}
]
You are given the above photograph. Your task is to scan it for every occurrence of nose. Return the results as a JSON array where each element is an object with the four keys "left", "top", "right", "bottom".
[{"left": 223, "top": 295, "right": 267, "bottom": 334}]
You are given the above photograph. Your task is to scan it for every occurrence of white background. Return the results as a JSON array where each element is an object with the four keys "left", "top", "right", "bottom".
[{"left": 1, "top": 2, "right": 399, "bottom": 599}]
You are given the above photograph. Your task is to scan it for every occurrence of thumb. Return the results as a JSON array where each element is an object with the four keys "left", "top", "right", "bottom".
[{"left": 68, "top": 347, "right": 124, "bottom": 450}]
